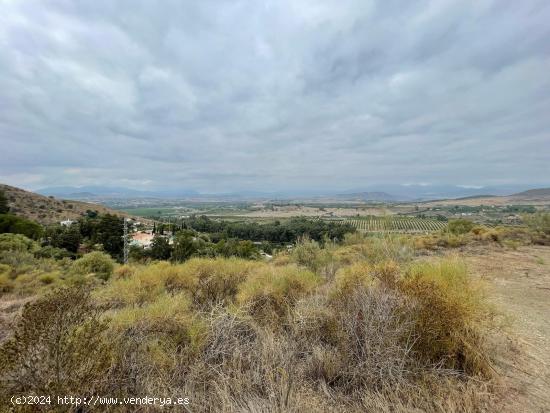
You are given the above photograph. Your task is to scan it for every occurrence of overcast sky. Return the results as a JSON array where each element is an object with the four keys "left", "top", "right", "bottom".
[{"left": 1, "top": 0, "right": 549, "bottom": 193}]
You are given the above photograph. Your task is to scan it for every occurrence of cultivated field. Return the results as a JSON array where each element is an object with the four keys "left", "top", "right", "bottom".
[{"left": 340, "top": 216, "right": 447, "bottom": 233}]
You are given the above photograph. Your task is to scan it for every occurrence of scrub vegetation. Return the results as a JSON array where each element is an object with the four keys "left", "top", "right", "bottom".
[{"left": 1, "top": 212, "right": 549, "bottom": 411}]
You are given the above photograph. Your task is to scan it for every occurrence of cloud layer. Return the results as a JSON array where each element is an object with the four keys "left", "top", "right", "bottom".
[{"left": 1, "top": 0, "right": 549, "bottom": 192}]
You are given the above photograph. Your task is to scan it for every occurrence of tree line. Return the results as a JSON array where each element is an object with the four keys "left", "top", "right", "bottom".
[{"left": 0, "top": 190, "right": 356, "bottom": 263}]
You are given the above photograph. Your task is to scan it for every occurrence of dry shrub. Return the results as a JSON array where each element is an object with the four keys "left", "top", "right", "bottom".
[
  {"left": 98, "top": 263, "right": 168, "bottom": 307},
  {"left": 0, "top": 250, "right": 36, "bottom": 274},
  {"left": 524, "top": 211, "right": 550, "bottom": 244},
  {"left": 114, "top": 264, "right": 136, "bottom": 279},
  {"left": 333, "top": 260, "right": 400, "bottom": 298},
  {"left": 350, "top": 376, "right": 493, "bottom": 413},
  {"left": 470, "top": 225, "right": 485, "bottom": 236},
  {"left": 334, "top": 236, "right": 413, "bottom": 265},
  {"left": 237, "top": 265, "right": 320, "bottom": 324},
  {"left": 0, "top": 263, "right": 11, "bottom": 276},
  {"left": 498, "top": 226, "right": 534, "bottom": 245},
  {"left": 290, "top": 237, "right": 335, "bottom": 276},
  {"left": 342, "top": 231, "right": 367, "bottom": 245},
  {"left": 328, "top": 287, "right": 418, "bottom": 391},
  {"left": 332, "top": 243, "right": 369, "bottom": 265},
  {"left": 413, "top": 234, "right": 439, "bottom": 250},
  {"left": 371, "top": 260, "right": 400, "bottom": 287},
  {"left": 0, "top": 273, "right": 13, "bottom": 293},
  {"left": 480, "top": 229, "right": 500, "bottom": 242},
  {"left": 0, "top": 286, "right": 113, "bottom": 404},
  {"left": 366, "top": 236, "right": 414, "bottom": 264},
  {"left": 0, "top": 246, "right": 498, "bottom": 412},
  {"left": 169, "top": 257, "right": 263, "bottom": 308},
  {"left": 333, "top": 262, "right": 376, "bottom": 296},
  {"left": 185, "top": 308, "right": 309, "bottom": 412},
  {"left": 99, "top": 258, "right": 261, "bottom": 309},
  {"left": 470, "top": 225, "right": 501, "bottom": 243},
  {"left": 292, "top": 293, "right": 341, "bottom": 348},
  {"left": 399, "top": 257, "right": 491, "bottom": 375},
  {"left": 103, "top": 294, "right": 205, "bottom": 400},
  {"left": 272, "top": 252, "right": 292, "bottom": 266},
  {"left": 108, "top": 293, "right": 203, "bottom": 371},
  {"left": 415, "top": 233, "right": 471, "bottom": 250},
  {"left": 439, "top": 233, "right": 471, "bottom": 248}
]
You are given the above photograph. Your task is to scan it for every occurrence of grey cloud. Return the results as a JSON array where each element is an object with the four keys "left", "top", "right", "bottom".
[{"left": 0, "top": 0, "right": 549, "bottom": 193}]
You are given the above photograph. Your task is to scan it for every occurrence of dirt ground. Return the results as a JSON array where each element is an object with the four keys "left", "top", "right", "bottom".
[{"left": 462, "top": 245, "right": 550, "bottom": 412}]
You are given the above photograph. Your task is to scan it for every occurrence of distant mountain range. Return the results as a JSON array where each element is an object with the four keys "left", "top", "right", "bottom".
[
  {"left": 35, "top": 184, "right": 550, "bottom": 202},
  {"left": 37, "top": 186, "right": 199, "bottom": 199},
  {"left": 333, "top": 192, "right": 403, "bottom": 202}
]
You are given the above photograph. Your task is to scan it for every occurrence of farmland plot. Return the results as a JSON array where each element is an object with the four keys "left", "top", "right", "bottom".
[{"left": 339, "top": 216, "right": 447, "bottom": 233}]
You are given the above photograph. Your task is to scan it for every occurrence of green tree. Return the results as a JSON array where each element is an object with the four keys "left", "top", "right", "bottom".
[
  {"left": 214, "top": 239, "right": 259, "bottom": 259},
  {"left": 129, "top": 245, "right": 149, "bottom": 262},
  {"left": 93, "top": 214, "right": 123, "bottom": 258},
  {"left": 48, "top": 225, "right": 82, "bottom": 253},
  {"left": 0, "top": 191, "right": 9, "bottom": 214},
  {"left": 150, "top": 236, "right": 172, "bottom": 260},
  {"left": 0, "top": 214, "right": 43, "bottom": 240},
  {"left": 171, "top": 230, "right": 198, "bottom": 262}
]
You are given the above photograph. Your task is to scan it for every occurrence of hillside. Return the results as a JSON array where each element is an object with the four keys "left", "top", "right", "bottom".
[
  {"left": 512, "top": 188, "right": 550, "bottom": 198},
  {"left": 419, "top": 187, "right": 550, "bottom": 207},
  {"left": 0, "top": 183, "right": 127, "bottom": 225}
]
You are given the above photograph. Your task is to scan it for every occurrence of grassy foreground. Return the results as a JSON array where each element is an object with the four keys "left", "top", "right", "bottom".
[{"left": 0, "top": 230, "right": 511, "bottom": 413}]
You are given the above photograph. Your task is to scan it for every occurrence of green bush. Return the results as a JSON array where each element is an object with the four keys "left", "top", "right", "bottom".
[
  {"left": 0, "top": 233, "right": 38, "bottom": 252},
  {"left": 291, "top": 237, "right": 333, "bottom": 273},
  {"left": 524, "top": 212, "right": 550, "bottom": 244},
  {"left": 447, "top": 219, "right": 475, "bottom": 235},
  {"left": 71, "top": 251, "right": 114, "bottom": 281},
  {"left": 0, "top": 190, "right": 9, "bottom": 214},
  {"left": 34, "top": 245, "right": 74, "bottom": 260},
  {"left": 0, "top": 214, "right": 43, "bottom": 239}
]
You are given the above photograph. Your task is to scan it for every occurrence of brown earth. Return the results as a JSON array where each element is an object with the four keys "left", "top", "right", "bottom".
[{"left": 462, "top": 245, "right": 550, "bottom": 412}]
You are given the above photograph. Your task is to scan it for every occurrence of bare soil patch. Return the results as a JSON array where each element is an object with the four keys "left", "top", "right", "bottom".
[{"left": 463, "top": 245, "right": 550, "bottom": 412}]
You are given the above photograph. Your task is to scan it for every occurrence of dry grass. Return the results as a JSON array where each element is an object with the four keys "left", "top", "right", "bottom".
[
  {"left": 399, "top": 257, "right": 492, "bottom": 375},
  {"left": 0, "top": 236, "right": 501, "bottom": 412},
  {"left": 237, "top": 264, "right": 320, "bottom": 324}
]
